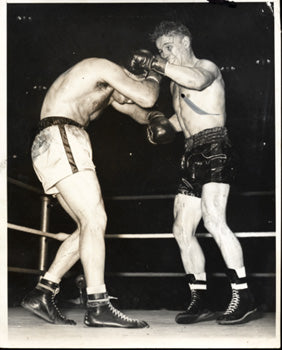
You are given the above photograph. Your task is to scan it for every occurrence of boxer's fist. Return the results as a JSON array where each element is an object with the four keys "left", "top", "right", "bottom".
[
  {"left": 147, "top": 111, "right": 176, "bottom": 145},
  {"left": 127, "top": 49, "right": 154, "bottom": 76},
  {"left": 150, "top": 55, "right": 167, "bottom": 75},
  {"left": 128, "top": 49, "right": 167, "bottom": 75}
]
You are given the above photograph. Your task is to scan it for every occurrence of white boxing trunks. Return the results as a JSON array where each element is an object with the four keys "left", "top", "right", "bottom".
[{"left": 31, "top": 117, "right": 95, "bottom": 195}]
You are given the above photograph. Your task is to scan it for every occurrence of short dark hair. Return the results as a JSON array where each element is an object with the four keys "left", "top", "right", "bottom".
[{"left": 150, "top": 21, "right": 192, "bottom": 43}]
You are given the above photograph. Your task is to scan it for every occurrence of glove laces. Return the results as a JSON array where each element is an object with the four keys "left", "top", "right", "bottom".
[{"left": 223, "top": 289, "right": 240, "bottom": 315}]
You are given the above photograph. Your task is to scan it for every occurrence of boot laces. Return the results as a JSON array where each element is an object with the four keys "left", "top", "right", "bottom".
[
  {"left": 187, "top": 290, "right": 200, "bottom": 311},
  {"left": 107, "top": 297, "right": 138, "bottom": 323},
  {"left": 51, "top": 287, "right": 66, "bottom": 320},
  {"left": 224, "top": 289, "right": 240, "bottom": 315}
]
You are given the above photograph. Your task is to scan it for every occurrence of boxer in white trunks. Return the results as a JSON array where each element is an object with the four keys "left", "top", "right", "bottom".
[{"left": 21, "top": 57, "right": 176, "bottom": 328}]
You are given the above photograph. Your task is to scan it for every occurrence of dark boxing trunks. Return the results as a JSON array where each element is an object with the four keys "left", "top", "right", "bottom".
[{"left": 177, "top": 127, "right": 236, "bottom": 198}]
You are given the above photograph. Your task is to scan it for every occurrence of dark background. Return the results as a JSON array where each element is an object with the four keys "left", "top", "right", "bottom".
[{"left": 7, "top": 2, "right": 276, "bottom": 312}]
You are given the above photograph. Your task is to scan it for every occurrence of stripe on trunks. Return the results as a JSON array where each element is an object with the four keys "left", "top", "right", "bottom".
[{"left": 58, "top": 125, "right": 78, "bottom": 173}]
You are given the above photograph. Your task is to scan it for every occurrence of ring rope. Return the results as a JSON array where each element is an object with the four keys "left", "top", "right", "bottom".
[
  {"left": 8, "top": 178, "right": 274, "bottom": 199},
  {"left": 8, "top": 267, "right": 275, "bottom": 278},
  {"left": 106, "top": 232, "right": 276, "bottom": 238},
  {"left": 7, "top": 223, "right": 69, "bottom": 241},
  {"left": 109, "top": 190, "right": 275, "bottom": 200},
  {"left": 8, "top": 222, "right": 275, "bottom": 240},
  {"left": 8, "top": 177, "right": 43, "bottom": 195},
  {"left": 106, "top": 272, "right": 276, "bottom": 278},
  {"left": 8, "top": 267, "right": 42, "bottom": 275}
]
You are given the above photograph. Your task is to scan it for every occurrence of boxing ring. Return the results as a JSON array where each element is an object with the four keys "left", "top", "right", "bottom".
[
  {"left": 6, "top": 177, "right": 280, "bottom": 348},
  {"left": 7, "top": 177, "right": 276, "bottom": 276}
]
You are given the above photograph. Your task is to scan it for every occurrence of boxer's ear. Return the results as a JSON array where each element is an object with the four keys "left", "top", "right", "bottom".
[{"left": 182, "top": 36, "right": 191, "bottom": 48}]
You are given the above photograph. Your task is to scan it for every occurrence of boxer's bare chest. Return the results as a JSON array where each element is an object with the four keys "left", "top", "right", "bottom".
[{"left": 86, "top": 81, "right": 114, "bottom": 120}]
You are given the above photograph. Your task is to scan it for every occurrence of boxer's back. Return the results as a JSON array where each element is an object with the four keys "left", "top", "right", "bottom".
[{"left": 40, "top": 58, "right": 114, "bottom": 126}]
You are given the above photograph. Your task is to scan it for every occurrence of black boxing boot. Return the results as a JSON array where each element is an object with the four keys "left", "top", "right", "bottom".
[
  {"left": 21, "top": 278, "right": 76, "bottom": 325},
  {"left": 175, "top": 274, "right": 215, "bottom": 324},
  {"left": 84, "top": 292, "right": 149, "bottom": 328},
  {"left": 217, "top": 269, "right": 259, "bottom": 325}
]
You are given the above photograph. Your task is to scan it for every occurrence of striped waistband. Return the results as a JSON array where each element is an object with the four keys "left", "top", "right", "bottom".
[
  {"left": 38, "top": 117, "right": 85, "bottom": 132},
  {"left": 184, "top": 127, "right": 228, "bottom": 151}
]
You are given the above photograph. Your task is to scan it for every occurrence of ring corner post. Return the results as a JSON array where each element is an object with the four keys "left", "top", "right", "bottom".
[{"left": 38, "top": 195, "right": 51, "bottom": 278}]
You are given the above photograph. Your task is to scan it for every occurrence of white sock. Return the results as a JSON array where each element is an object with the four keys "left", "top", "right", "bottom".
[
  {"left": 86, "top": 284, "right": 106, "bottom": 295},
  {"left": 189, "top": 272, "right": 207, "bottom": 290},
  {"left": 232, "top": 266, "right": 248, "bottom": 289},
  {"left": 42, "top": 272, "right": 61, "bottom": 284},
  {"left": 235, "top": 266, "right": 246, "bottom": 278},
  {"left": 194, "top": 272, "right": 207, "bottom": 281}
]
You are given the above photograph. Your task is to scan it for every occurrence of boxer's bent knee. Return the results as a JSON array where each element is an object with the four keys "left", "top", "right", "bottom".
[
  {"left": 173, "top": 222, "right": 195, "bottom": 249},
  {"left": 202, "top": 211, "right": 217, "bottom": 232},
  {"left": 80, "top": 209, "right": 107, "bottom": 236},
  {"left": 202, "top": 214, "right": 231, "bottom": 243}
]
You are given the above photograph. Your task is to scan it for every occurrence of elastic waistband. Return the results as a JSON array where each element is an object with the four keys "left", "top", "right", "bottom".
[
  {"left": 184, "top": 127, "right": 228, "bottom": 151},
  {"left": 38, "top": 117, "right": 85, "bottom": 132}
]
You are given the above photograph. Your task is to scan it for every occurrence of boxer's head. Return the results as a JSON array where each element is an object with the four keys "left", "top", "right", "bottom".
[
  {"left": 150, "top": 21, "right": 192, "bottom": 44},
  {"left": 150, "top": 21, "right": 193, "bottom": 65}
]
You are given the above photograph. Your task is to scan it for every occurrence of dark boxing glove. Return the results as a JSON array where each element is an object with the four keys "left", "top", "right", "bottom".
[
  {"left": 147, "top": 111, "right": 176, "bottom": 145},
  {"left": 128, "top": 49, "right": 167, "bottom": 75},
  {"left": 151, "top": 54, "right": 167, "bottom": 75}
]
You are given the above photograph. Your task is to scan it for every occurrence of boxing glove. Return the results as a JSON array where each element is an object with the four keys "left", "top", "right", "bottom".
[
  {"left": 147, "top": 111, "right": 176, "bottom": 145},
  {"left": 128, "top": 49, "right": 167, "bottom": 75}
]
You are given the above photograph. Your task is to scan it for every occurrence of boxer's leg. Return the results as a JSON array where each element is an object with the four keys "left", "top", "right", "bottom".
[
  {"left": 21, "top": 169, "right": 105, "bottom": 325},
  {"left": 45, "top": 194, "right": 81, "bottom": 280},
  {"left": 201, "top": 183, "right": 243, "bottom": 268},
  {"left": 55, "top": 170, "right": 107, "bottom": 289},
  {"left": 20, "top": 190, "right": 82, "bottom": 325},
  {"left": 54, "top": 170, "right": 148, "bottom": 328},
  {"left": 173, "top": 194, "right": 203, "bottom": 274},
  {"left": 173, "top": 194, "right": 215, "bottom": 324},
  {"left": 201, "top": 183, "right": 258, "bottom": 324}
]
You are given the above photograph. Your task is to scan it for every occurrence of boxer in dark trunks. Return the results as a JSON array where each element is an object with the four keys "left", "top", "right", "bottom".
[
  {"left": 127, "top": 21, "right": 259, "bottom": 325},
  {"left": 178, "top": 127, "right": 235, "bottom": 198}
]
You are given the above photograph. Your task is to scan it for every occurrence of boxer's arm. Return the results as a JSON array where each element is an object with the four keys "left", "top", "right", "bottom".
[
  {"left": 101, "top": 59, "right": 160, "bottom": 108},
  {"left": 111, "top": 100, "right": 149, "bottom": 124},
  {"left": 112, "top": 100, "right": 178, "bottom": 144},
  {"left": 111, "top": 90, "right": 133, "bottom": 105},
  {"left": 127, "top": 51, "right": 219, "bottom": 91},
  {"left": 164, "top": 59, "right": 220, "bottom": 91},
  {"left": 168, "top": 114, "right": 183, "bottom": 133}
]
